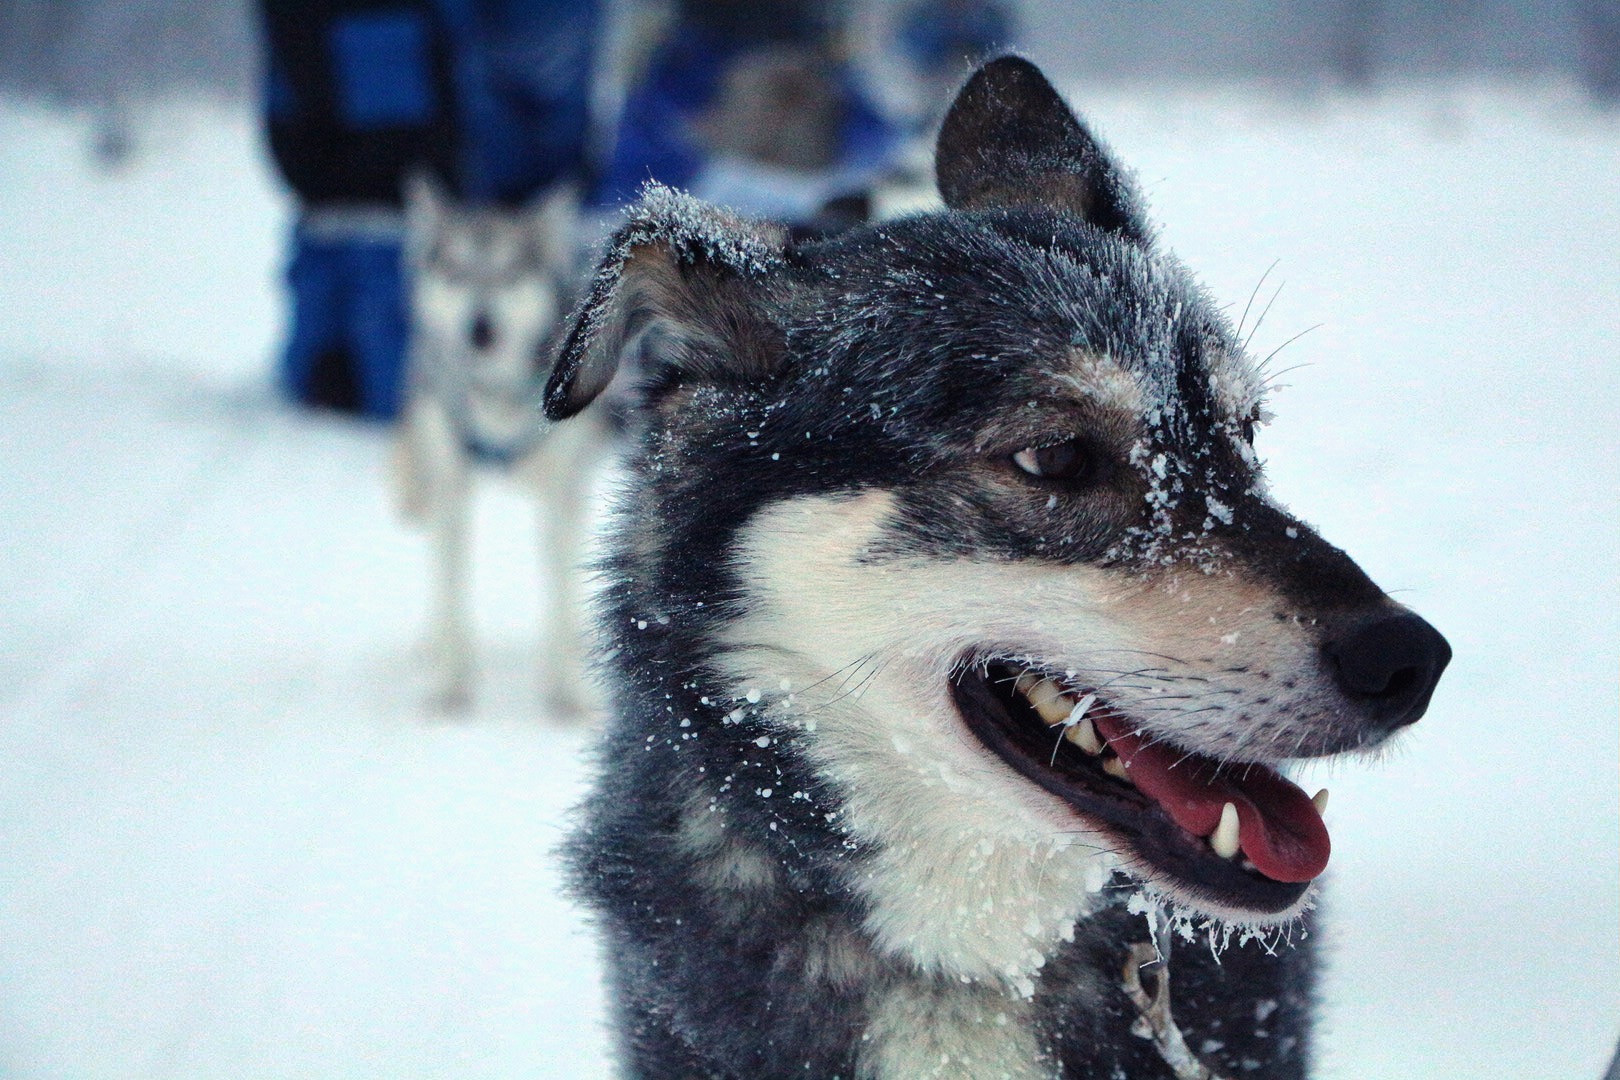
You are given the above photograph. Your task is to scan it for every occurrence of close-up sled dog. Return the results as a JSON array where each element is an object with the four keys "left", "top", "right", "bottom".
[
  {"left": 393, "top": 177, "right": 610, "bottom": 713},
  {"left": 546, "top": 57, "right": 1451, "bottom": 1078}
]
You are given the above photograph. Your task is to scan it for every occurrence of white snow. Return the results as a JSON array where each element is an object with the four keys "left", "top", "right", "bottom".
[
  {"left": 0, "top": 103, "right": 610, "bottom": 1079},
  {"left": 2, "top": 83, "right": 1617, "bottom": 1079}
]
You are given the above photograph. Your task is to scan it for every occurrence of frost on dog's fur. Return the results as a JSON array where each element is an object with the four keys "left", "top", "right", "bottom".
[{"left": 552, "top": 56, "right": 1447, "bottom": 1080}]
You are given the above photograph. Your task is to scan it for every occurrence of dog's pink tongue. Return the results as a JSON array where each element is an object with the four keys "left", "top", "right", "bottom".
[{"left": 1092, "top": 715, "right": 1329, "bottom": 883}]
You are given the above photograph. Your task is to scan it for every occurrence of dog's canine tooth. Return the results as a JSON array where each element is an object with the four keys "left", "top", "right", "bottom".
[
  {"left": 1064, "top": 715, "right": 1104, "bottom": 755},
  {"left": 1311, "top": 788, "right": 1330, "bottom": 816},
  {"left": 1101, "top": 754, "right": 1131, "bottom": 781},
  {"left": 1211, "top": 801, "right": 1242, "bottom": 859},
  {"left": 1013, "top": 670, "right": 1040, "bottom": 697}
]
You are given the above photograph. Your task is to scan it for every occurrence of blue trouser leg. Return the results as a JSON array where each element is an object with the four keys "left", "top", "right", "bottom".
[
  {"left": 280, "top": 229, "right": 348, "bottom": 406},
  {"left": 342, "top": 239, "right": 409, "bottom": 421}
]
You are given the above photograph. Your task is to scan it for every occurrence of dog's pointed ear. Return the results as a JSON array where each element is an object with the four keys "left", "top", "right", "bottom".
[
  {"left": 935, "top": 56, "right": 1147, "bottom": 241},
  {"left": 524, "top": 182, "right": 579, "bottom": 271},
  {"left": 404, "top": 170, "right": 449, "bottom": 228},
  {"left": 403, "top": 170, "right": 451, "bottom": 261},
  {"left": 544, "top": 185, "right": 791, "bottom": 421}
]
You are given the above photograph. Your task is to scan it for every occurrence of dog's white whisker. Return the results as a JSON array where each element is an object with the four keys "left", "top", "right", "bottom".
[
  {"left": 1047, "top": 728, "right": 1067, "bottom": 767},
  {"left": 1236, "top": 258, "right": 1280, "bottom": 344},
  {"left": 1242, "top": 278, "right": 1287, "bottom": 352},
  {"left": 1258, "top": 326, "right": 1323, "bottom": 373}
]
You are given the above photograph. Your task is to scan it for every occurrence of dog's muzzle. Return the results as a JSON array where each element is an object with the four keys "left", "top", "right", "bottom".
[{"left": 948, "top": 607, "right": 1451, "bottom": 918}]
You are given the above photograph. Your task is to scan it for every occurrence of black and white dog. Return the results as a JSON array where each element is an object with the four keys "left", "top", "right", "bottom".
[{"left": 545, "top": 58, "right": 1450, "bottom": 1079}]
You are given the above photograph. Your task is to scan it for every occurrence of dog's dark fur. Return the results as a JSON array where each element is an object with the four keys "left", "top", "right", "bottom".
[{"left": 546, "top": 58, "right": 1448, "bottom": 1079}]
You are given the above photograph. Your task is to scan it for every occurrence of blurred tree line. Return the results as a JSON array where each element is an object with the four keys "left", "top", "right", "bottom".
[
  {"left": 1019, "top": 0, "right": 1618, "bottom": 100},
  {"left": 0, "top": 0, "right": 255, "bottom": 104},
  {"left": 0, "top": 0, "right": 1614, "bottom": 115},
  {"left": 0, "top": 0, "right": 254, "bottom": 163}
]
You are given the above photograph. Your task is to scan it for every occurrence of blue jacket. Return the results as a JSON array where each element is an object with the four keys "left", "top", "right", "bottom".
[
  {"left": 597, "top": 21, "right": 898, "bottom": 213},
  {"left": 262, "top": 0, "right": 598, "bottom": 207}
]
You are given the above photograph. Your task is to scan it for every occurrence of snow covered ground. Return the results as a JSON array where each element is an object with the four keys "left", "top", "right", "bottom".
[{"left": 0, "top": 86, "right": 1615, "bottom": 1079}]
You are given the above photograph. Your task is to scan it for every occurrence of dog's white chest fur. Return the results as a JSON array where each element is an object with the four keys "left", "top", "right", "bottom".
[{"left": 860, "top": 979, "right": 1049, "bottom": 1080}]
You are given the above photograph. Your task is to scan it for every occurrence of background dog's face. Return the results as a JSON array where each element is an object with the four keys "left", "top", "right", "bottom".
[
  {"left": 550, "top": 59, "right": 1449, "bottom": 973},
  {"left": 405, "top": 177, "right": 573, "bottom": 386}
]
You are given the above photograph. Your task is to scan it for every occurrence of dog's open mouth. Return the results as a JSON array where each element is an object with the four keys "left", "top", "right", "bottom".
[{"left": 951, "top": 659, "right": 1331, "bottom": 915}]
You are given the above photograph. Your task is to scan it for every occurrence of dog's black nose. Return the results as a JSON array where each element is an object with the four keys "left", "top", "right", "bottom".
[
  {"left": 470, "top": 310, "right": 495, "bottom": 351},
  {"left": 1325, "top": 612, "right": 1451, "bottom": 732}
]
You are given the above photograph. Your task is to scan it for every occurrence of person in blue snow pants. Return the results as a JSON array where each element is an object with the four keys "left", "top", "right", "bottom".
[
  {"left": 278, "top": 220, "right": 411, "bottom": 419},
  {"left": 893, "top": 0, "right": 1016, "bottom": 133},
  {"left": 259, "top": 0, "right": 598, "bottom": 420}
]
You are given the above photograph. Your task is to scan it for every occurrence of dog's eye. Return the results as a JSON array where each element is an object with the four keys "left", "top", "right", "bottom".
[{"left": 1012, "top": 439, "right": 1096, "bottom": 483}]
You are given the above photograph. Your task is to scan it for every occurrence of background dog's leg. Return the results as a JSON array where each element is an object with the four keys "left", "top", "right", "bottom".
[
  {"left": 401, "top": 397, "right": 475, "bottom": 711},
  {"left": 523, "top": 410, "right": 607, "bottom": 719},
  {"left": 390, "top": 420, "right": 428, "bottom": 525}
]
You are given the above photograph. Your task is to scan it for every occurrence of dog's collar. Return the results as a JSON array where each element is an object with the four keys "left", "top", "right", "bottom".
[{"left": 463, "top": 425, "right": 543, "bottom": 467}]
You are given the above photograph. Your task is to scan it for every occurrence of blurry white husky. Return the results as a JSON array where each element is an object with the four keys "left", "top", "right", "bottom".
[{"left": 393, "top": 176, "right": 608, "bottom": 714}]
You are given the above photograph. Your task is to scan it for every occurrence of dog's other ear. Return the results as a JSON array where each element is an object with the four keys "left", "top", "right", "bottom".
[
  {"left": 935, "top": 56, "right": 1147, "bottom": 241},
  {"left": 525, "top": 182, "right": 580, "bottom": 272},
  {"left": 404, "top": 170, "right": 450, "bottom": 227},
  {"left": 403, "top": 170, "right": 450, "bottom": 260},
  {"left": 544, "top": 185, "right": 790, "bottom": 420}
]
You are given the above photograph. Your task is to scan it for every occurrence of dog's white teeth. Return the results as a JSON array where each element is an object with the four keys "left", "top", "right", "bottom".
[
  {"left": 1026, "top": 678, "right": 1075, "bottom": 726},
  {"left": 1101, "top": 754, "right": 1131, "bottom": 781},
  {"left": 1311, "top": 788, "right": 1330, "bottom": 816},
  {"left": 1014, "top": 669, "right": 1108, "bottom": 752},
  {"left": 1210, "top": 801, "right": 1242, "bottom": 859},
  {"left": 1064, "top": 715, "right": 1104, "bottom": 755},
  {"left": 1037, "top": 698, "right": 1076, "bottom": 727}
]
